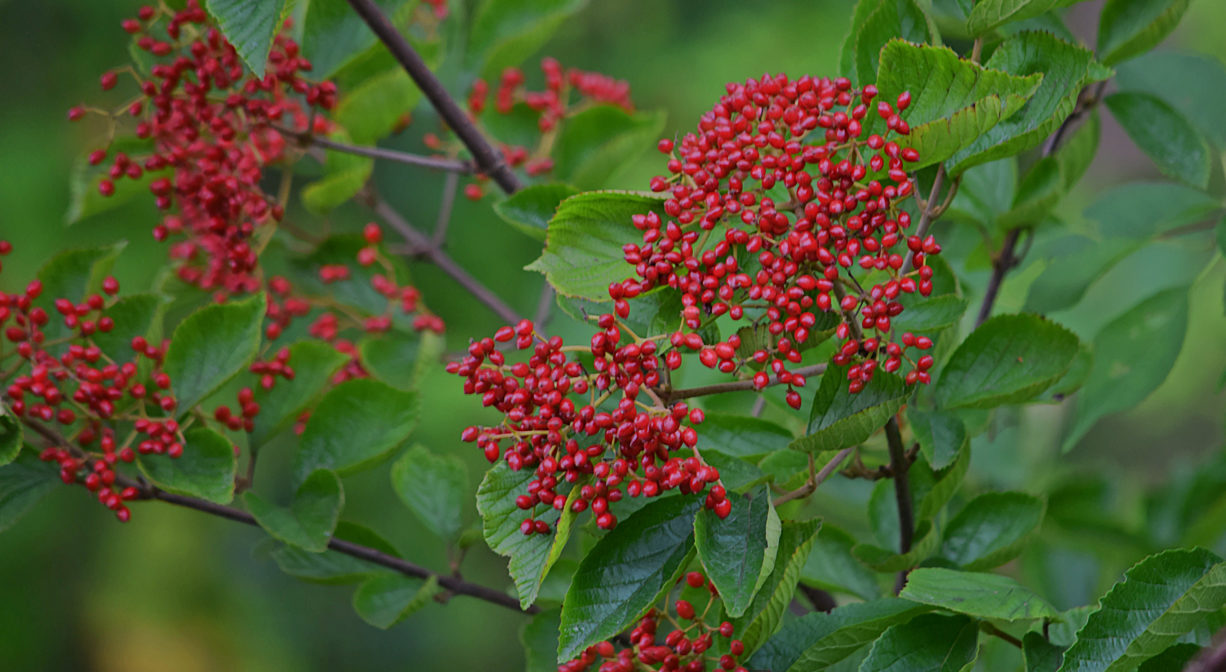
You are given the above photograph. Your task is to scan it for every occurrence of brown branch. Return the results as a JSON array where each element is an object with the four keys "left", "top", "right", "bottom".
[
  {"left": 345, "top": 0, "right": 522, "bottom": 195},
  {"left": 884, "top": 416, "right": 913, "bottom": 595},
  {"left": 772, "top": 446, "right": 855, "bottom": 507},
  {"left": 658, "top": 363, "right": 828, "bottom": 402},
  {"left": 1186, "top": 623, "right": 1226, "bottom": 671},
  {"left": 275, "top": 124, "right": 475, "bottom": 174}
]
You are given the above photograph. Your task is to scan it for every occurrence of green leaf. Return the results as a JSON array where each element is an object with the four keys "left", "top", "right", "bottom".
[
  {"left": 301, "top": 0, "right": 415, "bottom": 79},
  {"left": 1086, "top": 182, "right": 1221, "bottom": 239},
  {"left": 698, "top": 413, "right": 795, "bottom": 459},
  {"left": 1097, "top": 0, "right": 1192, "bottom": 67},
  {"left": 1137, "top": 643, "right": 1201, "bottom": 671},
  {"left": 735, "top": 519, "right": 822, "bottom": 654},
  {"left": 476, "top": 462, "right": 578, "bottom": 610},
  {"left": 892, "top": 294, "right": 969, "bottom": 333},
  {"left": 694, "top": 484, "right": 780, "bottom": 618},
  {"left": 1024, "top": 237, "right": 1142, "bottom": 313},
  {"left": 334, "top": 40, "right": 440, "bottom": 145},
  {"left": 494, "top": 183, "right": 581, "bottom": 241},
  {"left": 747, "top": 598, "right": 931, "bottom": 672},
  {"left": 944, "top": 157, "right": 1017, "bottom": 226},
  {"left": 1058, "top": 548, "right": 1226, "bottom": 671},
  {"left": 1056, "top": 109, "right": 1100, "bottom": 191},
  {"left": 967, "top": 0, "right": 1087, "bottom": 35},
  {"left": 558, "top": 495, "right": 701, "bottom": 661},
  {"left": 941, "top": 492, "right": 1045, "bottom": 570},
  {"left": 358, "top": 329, "right": 445, "bottom": 392},
  {"left": 468, "top": 0, "right": 588, "bottom": 79},
  {"left": 998, "top": 155, "right": 1064, "bottom": 229},
  {"left": 554, "top": 107, "right": 667, "bottom": 189},
  {"left": 1117, "top": 50, "right": 1226, "bottom": 149},
  {"left": 934, "top": 314, "right": 1079, "bottom": 409},
  {"left": 163, "top": 293, "right": 266, "bottom": 418},
  {"left": 902, "top": 567, "right": 1060, "bottom": 621},
  {"left": 0, "top": 408, "right": 22, "bottom": 467},
  {"left": 950, "top": 31, "right": 1094, "bottom": 173},
  {"left": 853, "top": 0, "right": 936, "bottom": 88},
  {"left": 1039, "top": 342, "right": 1094, "bottom": 403},
  {"left": 248, "top": 340, "right": 350, "bottom": 450},
  {"left": 245, "top": 469, "right": 343, "bottom": 553},
  {"left": 34, "top": 243, "right": 126, "bottom": 347},
  {"left": 874, "top": 41, "right": 1043, "bottom": 171},
  {"left": 526, "top": 191, "right": 665, "bottom": 301},
  {"left": 522, "top": 608, "right": 562, "bottom": 672},
  {"left": 907, "top": 409, "right": 967, "bottom": 471},
  {"left": 89, "top": 293, "right": 162, "bottom": 365},
  {"left": 1105, "top": 92, "right": 1211, "bottom": 189},
  {"left": 702, "top": 450, "right": 768, "bottom": 493},
  {"left": 292, "top": 379, "right": 420, "bottom": 482},
  {"left": 391, "top": 445, "right": 469, "bottom": 540},
  {"left": 302, "top": 130, "right": 374, "bottom": 212},
  {"left": 0, "top": 449, "right": 59, "bottom": 533},
  {"left": 65, "top": 137, "right": 155, "bottom": 225},
  {"left": 853, "top": 520, "right": 940, "bottom": 572},
  {"left": 265, "top": 521, "right": 400, "bottom": 584},
  {"left": 352, "top": 573, "right": 438, "bottom": 629},
  {"left": 790, "top": 366, "right": 908, "bottom": 453},
  {"left": 839, "top": 0, "right": 884, "bottom": 84},
  {"left": 138, "top": 427, "right": 237, "bottom": 504},
  {"left": 1025, "top": 632, "right": 1066, "bottom": 671},
  {"left": 204, "top": 0, "right": 290, "bottom": 77},
  {"left": 1063, "top": 288, "right": 1189, "bottom": 452},
  {"left": 860, "top": 613, "right": 979, "bottom": 672},
  {"left": 802, "top": 524, "right": 881, "bottom": 601},
  {"left": 916, "top": 442, "right": 971, "bottom": 520}
]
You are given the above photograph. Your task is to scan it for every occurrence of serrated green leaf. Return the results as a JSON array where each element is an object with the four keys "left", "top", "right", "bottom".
[
  {"left": 735, "top": 519, "right": 822, "bottom": 654},
  {"left": 1106, "top": 92, "right": 1211, "bottom": 189},
  {"left": 790, "top": 366, "right": 908, "bottom": 453},
  {"left": 292, "top": 379, "right": 419, "bottom": 482},
  {"left": 1117, "top": 50, "right": 1226, "bottom": 149},
  {"left": 138, "top": 427, "right": 237, "bottom": 505},
  {"left": 163, "top": 293, "right": 266, "bottom": 418},
  {"left": 1025, "top": 236, "right": 1142, "bottom": 313},
  {"left": 391, "top": 445, "right": 469, "bottom": 540},
  {"left": 802, "top": 523, "right": 881, "bottom": 601},
  {"left": 89, "top": 293, "right": 161, "bottom": 365},
  {"left": 854, "top": 0, "right": 935, "bottom": 88},
  {"left": 874, "top": 41, "right": 1043, "bottom": 171},
  {"left": 941, "top": 492, "right": 1045, "bottom": 569},
  {"left": 695, "top": 484, "right": 780, "bottom": 618},
  {"left": 1063, "top": 287, "right": 1188, "bottom": 452},
  {"left": 358, "top": 328, "right": 445, "bottom": 392},
  {"left": 245, "top": 469, "right": 343, "bottom": 552},
  {"left": 526, "top": 191, "right": 665, "bottom": 300},
  {"left": 892, "top": 294, "right": 969, "bottom": 333},
  {"left": 558, "top": 495, "right": 701, "bottom": 661},
  {"left": 853, "top": 520, "right": 940, "bottom": 572},
  {"left": 0, "top": 449, "right": 59, "bottom": 533},
  {"left": 1086, "top": 182, "right": 1221, "bottom": 240},
  {"left": 494, "top": 183, "right": 580, "bottom": 241},
  {"left": 907, "top": 409, "right": 966, "bottom": 471},
  {"left": 468, "top": 0, "right": 587, "bottom": 79},
  {"left": 967, "top": 0, "right": 1088, "bottom": 35},
  {"left": 902, "top": 567, "right": 1059, "bottom": 621},
  {"left": 204, "top": 0, "right": 290, "bottom": 77},
  {"left": 935, "top": 314, "right": 1080, "bottom": 409},
  {"left": 1098, "top": 0, "right": 1192, "bottom": 67},
  {"left": 747, "top": 598, "right": 931, "bottom": 672},
  {"left": 34, "top": 243, "right": 126, "bottom": 348},
  {"left": 860, "top": 613, "right": 979, "bottom": 672},
  {"left": 1058, "top": 548, "right": 1226, "bottom": 671},
  {"left": 301, "top": 0, "right": 415, "bottom": 79},
  {"left": 65, "top": 137, "right": 155, "bottom": 225},
  {"left": 352, "top": 573, "right": 439, "bottom": 629},
  {"left": 698, "top": 413, "right": 795, "bottom": 459},
  {"left": 248, "top": 340, "right": 350, "bottom": 450},
  {"left": 554, "top": 107, "right": 666, "bottom": 189},
  {"left": 265, "top": 521, "right": 400, "bottom": 584}
]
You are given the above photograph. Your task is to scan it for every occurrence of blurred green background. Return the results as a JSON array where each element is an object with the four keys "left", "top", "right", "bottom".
[{"left": 1, "top": 0, "right": 1224, "bottom": 670}]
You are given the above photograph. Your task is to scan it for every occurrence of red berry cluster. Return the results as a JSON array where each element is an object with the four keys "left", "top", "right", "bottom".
[
  {"left": 449, "top": 319, "right": 727, "bottom": 533},
  {"left": 623, "top": 74, "right": 940, "bottom": 394},
  {"left": 70, "top": 1, "right": 337, "bottom": 294},
  {"left": 561, "top": 571, "right": 748, "bottom": 672}
]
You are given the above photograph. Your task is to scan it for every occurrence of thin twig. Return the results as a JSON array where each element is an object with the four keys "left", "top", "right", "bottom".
[
  {"left": 980, "top": 622, "right": 1023, "bottom": 649},
  {"left": 659, "top": 363, "right": 827, "bottom": 402},
  {"left": 772, "top": 446, "right": 855, "bottom": 507},
  {"left": 884, "top": 416, "right": 914, "bottom": 595},
  {"left": 345, "top": 0, "right": 522, "bottom": 194},
  {"left": 532, "top": 284, "right": 555, "bottom": 328},
  {"left": 432, "top": 171, "right": 461, "bottom": 246},
  {"left": 902, "top": 166, "right": 946, "bottom": 274},
  {"left": 275, "top": 124, "right": 475, "bottom": 173}
]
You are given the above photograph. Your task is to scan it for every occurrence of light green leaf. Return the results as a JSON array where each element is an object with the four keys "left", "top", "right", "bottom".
[
  {"left": 694, "top": 484, "right": 780, "bottom": 618},
  {"left": 747, "top": 598, "right": 931, "bottom": 672},
  {"left": 163, "top": 293, "right": 266, "bottom": 418},
  {"left": 204, "top": 0, "right": 291, "bottom": 77},
  {"left": 1098, "top": 0, "right": 1192, "bottom": 66},
  {"left": 790, "top": 367, "right": 908, "bottom": 454},
  {"left": 358, "top": 329, "right": 445, "bottom": 392},
  {"left": 1056, "top": 109, "right": 1100, "bottom": 191},
  {"left": 333, "top": 39, "right": 439, "bottom": 145},
  {"left": 1063, "top": 288, "right": 1189, "bottom": 452},
  {"left": 248, "top": 340, "right": 350, "bottom": 450},
  {"left": 0, "top": 408, "right": 22, "bottom": 467},
  {"left": 292, "top": 379, "right": 420, "bottom": 482},
  {"left": 391, "top": 445, "right": 469, "bottom": 540},
  {"left": 860, "top": 613, "right": 979, "bottom": 672},
  {"left": 245, "top": 469, "right": 343, "bottom": 552},
  {"left": 853, "top": 0, "right": 936, "bottom": 88},
  {"left": 934, "top": 314, "right": 1080, "bottom": 409},
  {"left": 1105, "top": 92, "right": 1211, "bottom": 188},
  {"left": 138, "top": 428, "right": 237, "bottom": 505},
  {"left": 967, "top": 0, "right": 1089, "bottom": 35},
  {"left": 1058, "top": 548, "right": 1226, "bottom": 671},
  {"left": 526, "top": 191, "right": 665, "bottom": 301},
  {"left": 558, "top": 495, "right": 701, "bottom": 661},
  {"left": 0, "top": 449, "right": 60, "bottom": 533},
  {"left": 735, "top": 519, "right": 822, "bottom": 654},
  {"left": 902, "top": 567, "right": 1060, "bottom": 621},
  {"left": 468, "top": 0, "right": 588, "bottom": 79},
  {"left": 494, "top": 183, "right": 580, "bottom": 241},
  {"left": 1117, "top": 50, "right": 1226, "bottom": 149},
  {"left": 554, "top": 107, "right": 667, "bottom": 189},
  {"left": 892, "top": 294, "right": 969, "bottom": 334},
  {"left": 907, "top": 409, "right": 966, "bottom": 471},
  {"left": 265, "top": 521, "right": 400, "bottom": 584},
  {"left": 302, "top": 129, "right": 373, "bottom": 212},
  {"left": 941, "top": 492, "right": 1046, "bottom": 570},
  {"left": 1086, "top": 182, "right": 1221, "bottom": 240},
  {"left": 352, "top": 573, "right": 439, "bottom": 629},
  {"left": 1025, "top": 236, "right": 1142, "bottom": 313}
]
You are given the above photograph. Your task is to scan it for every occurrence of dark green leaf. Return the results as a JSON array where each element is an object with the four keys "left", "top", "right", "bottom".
[
  {"left": 265, "top": 521, "right": 399, "bottom": 584},
  {"left": 558, "top": 495, "right": 701, "bottom": 661},
  {"left": 1105, "top": 92, "right": 1211, "bottom": 188},
  {"left": 853, "top": 520, "right": 940, "bottom": 572},
  {"left": 735, "top": 519, "right": 821, "bottom": 654},
  {"left": 163, "top": 293, "right": 266, "bottom": 417},
  {"left": 352, "top": 573, "right": 439, "bottom": 629},
  {"left": 204, "top": 0, "right": 290, "bottom": 76},
  {"left": 390, "top": 445, "right": 469, "bottom": 540},
  {"left": 553, "top": 107, "right": 667, "bottom": 189},
  {"left": 791, "top": 366, "right": 908, "bottom": 453},
  {"left": 301, "top": 0, "right": 415, "bottom": 78},
  {"left": 248, "top": 340, "right": 350, "bottom": 450},
  {"left": 245, "top": 469, "right": 343, "bottom": 552},
  {"left": 468, "top": 0, "right": 588, "bottom": 79},
  {"left": 292, "top": 379, "right": 420, "bottom": 482},
  {"left": 89, "top": 293, "right": 162, "bottom": 365},
  {"left": 1098, "top": 0, "right": 1192, "bottom": 66},
  {"left": 1058, "top": 548, "right": 1226, "bottom": 671},
  {"left": 694, "top": 484, "right": 780, "bottom": 618},
  {"left": 1137, "top": 643, "right": 1201, "bottom": 671},
  {"left": 1063, "top": 288, "right": 1189, "bottom": 452},
  {"left": 747, "top": 598, "right": 930, "bottom": 672},
  {"left": 494, "top": 183, "right": 581, "bottom": 241},
  {"left": 907, "top": 409, "right": 967, "bottom": 470},
  {"left": 901, "top": 567, "right": 1059, "bottom": 621},
  {"left": 526, "top": 191, "right": 665, "bottom": 301},
  {"left": 934, "top": 314, "right": 1080, "bottom": 409},
  {"left": 522, "top": 608, "right": 562, "bottom": 672},
  {"left": 1025, "top": 236, "right": 1142, "bottom": 313},
  {"left": 0, "top": 409, "right": 21, "bottom": 467},
  {"left": 1117, "top": 50, "right": 1226, "bottom": 149},
  {"left": 860, "top": 613, "right": 979, "bottom": 672},
  {"left": 0, "top": 449, "right": 59, "bottom": 533},
  {"left": 1025, "top": 632, "right": 1066, "bottom": 672},
  {"left": 853, "top": 0, "right": 935, "bottom": 88},
  {"left": 968, "top": 0, "right": 1088, "bottom": 35},
  {"left": 138, "top": 427, "right": 236, "bottom": 504},
  {"left": 892, "top": 294, "right": 969, "bottom": 334},
  {"left": 1038, "top": 342, "right": 1094, "bottom": 403},
  {"left": 701, "top": 450, "right": 767, "bottom": 493},
  {"left": 358, "top": 329, "right": 445, "bottom": 392},
  {"left": 941, "top": 492, "right": 1045, "bottom": 569},
  {"left": 916, "top": 441, "right": 971, "bottom": 520},
  {"left": 697, "top": 413, "right": 794, "bottom": 459},
  {"left": 802, "top": 524, "right": 881, "bottom": 601}
]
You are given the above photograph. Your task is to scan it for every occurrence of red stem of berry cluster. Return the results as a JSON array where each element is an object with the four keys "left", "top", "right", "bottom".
[{"left": 344, "top": 0, "right": 523, "bottom": 194}]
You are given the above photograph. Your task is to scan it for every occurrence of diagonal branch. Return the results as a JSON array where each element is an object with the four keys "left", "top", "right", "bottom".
[{"left": 275, "top": 124, "right": 475, "bottom": 174}]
